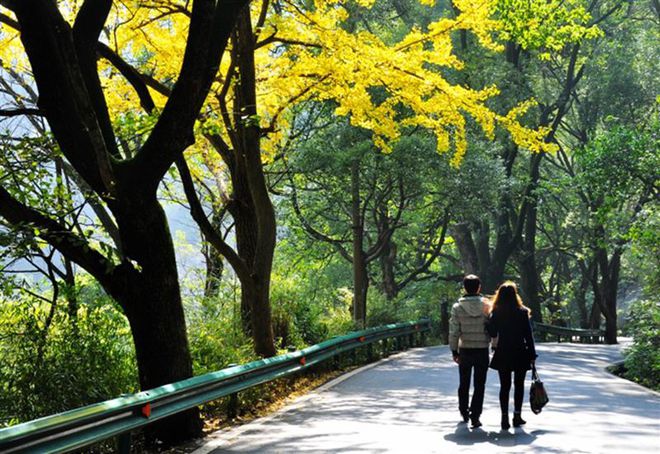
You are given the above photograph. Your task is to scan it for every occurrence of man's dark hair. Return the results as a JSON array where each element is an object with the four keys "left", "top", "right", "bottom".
[{"left": 463, "top": 274, "right": 481, "bottom": 295}]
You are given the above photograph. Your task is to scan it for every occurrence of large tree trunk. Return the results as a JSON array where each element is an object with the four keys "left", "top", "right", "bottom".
[
  {"left": 597, "top": 249, "right": 621, "bottom": 344},
  {"left": 351, "top": 160, "right": 367, "bottom": 326},
  {"left": 122, "top": 289, "right": 201, "bottom": 443},
  {"left": 380, "top": 236, "right": 398, "bottom": 300},
  {"left": 451, "top": 223, "right": 479, "bottom": 275},
  {"left": 5, "top": 0, "right": 249, "bottom": 445},
  {"left": 232, "top": 166, "right": 259, "bottom": 334},
  {"left": 518, "top": 154, "right": 543, "bottom": 320},
  {"left": 110, "top": 195, "right": 201, "bottom": 442},
  {"left": 232, "top": 7, "right": 277, "bottom": 357}
]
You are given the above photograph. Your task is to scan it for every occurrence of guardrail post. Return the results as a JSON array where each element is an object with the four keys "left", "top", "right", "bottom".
[
  {"left": 227, "top": 363, "right": 239, "bottom": 419},
  {"left": 352, "top": 348, "right": 358, "bottom": 365},
  {"left": 118, "top": 431, "right": 131, "bottom": 454},
  {"left": 228, "top": 392, "right": 239, "bottom": 419},
  {"left": 367, "top": 342, "right": 374, "bottom": 362},
  {"left": 382, "top": 338, "right": 389, "bottom": 357},
  {"left": 420, "top": 329, "right": 427, "bottom": 347}
]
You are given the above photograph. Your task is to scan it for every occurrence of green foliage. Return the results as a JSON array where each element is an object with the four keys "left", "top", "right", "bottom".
[
  {"left": 270, "top": 273, "right": 330, "bottom": 348},
  {"left": 628, "top": 204, "right": 660, "bottom": 292},
  {"left": 185, "top": 289, "right": 256, "bottom": 376},
  {"left": 366, "top": 281, "right": 446, "bottom": 326},
  {"left": 187, "top": 310, "right": 256, "bottom": 376},
  {"left": 0, "top": 297, "right": 138, "bottom": 427},
  {"left": 575, "top": 117, "right": 659, "bottom": 247},
  {"left": 622, "top": 300, "right": 660, "bottom": 391}
]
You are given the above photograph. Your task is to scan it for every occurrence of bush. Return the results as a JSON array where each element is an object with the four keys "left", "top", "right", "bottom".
[
  {"left": 186, "top": 305, "right": 256, "bottom": 376},
  {"left": 270, "top": 274, "right": 330, "bottom": 348},
  {"left": 622, "top": 299, "right": 660, "bottom": 391},
  {"left": 0, "top": 297, "right": 138, "bottom": 427}
]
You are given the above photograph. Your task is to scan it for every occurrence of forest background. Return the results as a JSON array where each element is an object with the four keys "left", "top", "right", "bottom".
[{"left": 0, "top": 0, "right": 658, "bottom": 444}]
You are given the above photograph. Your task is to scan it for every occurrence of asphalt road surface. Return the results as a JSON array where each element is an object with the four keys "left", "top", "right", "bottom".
[{"left": 193, "top": 342, "right": 660, "bottom": 453}]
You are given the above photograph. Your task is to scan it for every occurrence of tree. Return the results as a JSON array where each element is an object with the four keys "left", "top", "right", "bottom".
[
  {"left": 167, "top": 0, "right": 557, "bottom": 340},
  {"left": 533, "top": 0, "right": 659, "bottom": 338},
  {"left": 0, "top": 0, "right": 248, "bottom": 441},
  {"left": 447, "top": 0, "right": 604, "bottom": 318},
  {"left": 573, "top": 120, "right": 659, "bottom": 343},
  {"left": 284, "top": 123, "right": 455, "bottom": 325}
]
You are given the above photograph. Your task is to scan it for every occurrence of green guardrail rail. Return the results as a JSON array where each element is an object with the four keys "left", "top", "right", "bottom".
[
  {"left": 0, "top": 319, "right": 431, "bottom": 453},
  {"left": 534, "top": 322, "right": 605, "bottom": 344}
]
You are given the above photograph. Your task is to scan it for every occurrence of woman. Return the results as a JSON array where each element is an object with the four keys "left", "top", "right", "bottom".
[{"left": 487, "top": 281, "right": 538, "bottom": 430}]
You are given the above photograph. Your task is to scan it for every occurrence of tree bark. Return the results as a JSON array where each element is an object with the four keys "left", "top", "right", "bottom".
[
  {"left": 451, "top": 223, "right": 479, "bottom": 275},
  {"left": 231, "top": 165, "right": 259, "bottom": 334},
  {"left": 203, "top": 214, "right": 225, "bottom": 299},
  {"left": 231, "top": 7, "right": 277, "bottom": 357},
  {"left": 379, "top": 238, "right": 398, "bottom": 300},
  {"left": 518, "top": 154, "right": 543, "bottom": 320},
  {"left": 351, "top": 160, "right": 367, "bottom": 326},
  {"left": 595, "top": 247, "right": 621, "bottom": 344},
  {"left": 109, "top": 194, "right": 202, "bottom": 443}
]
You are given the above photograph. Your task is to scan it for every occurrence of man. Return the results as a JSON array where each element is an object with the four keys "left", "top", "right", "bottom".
[{"left": 449, "top": 274, "right": 491, "bottom": 428}]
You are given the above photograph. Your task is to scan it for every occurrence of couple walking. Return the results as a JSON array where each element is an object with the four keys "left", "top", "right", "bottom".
[{"left": 449, "top": 274, "right": 537, "bottom": 430}]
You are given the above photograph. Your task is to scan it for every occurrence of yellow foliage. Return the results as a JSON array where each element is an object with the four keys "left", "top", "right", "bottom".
[{"left": 0, "top": 0, "right": 595, "bottom": 167}]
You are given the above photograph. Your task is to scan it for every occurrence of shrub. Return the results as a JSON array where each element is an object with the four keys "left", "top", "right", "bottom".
[
  {"left": 0, "top": 297, "right": 137, "bottom": 427},
  {"left": 270, "top": 274, "right": 330, "bottom": 348},
  {"left": 622, "top": 299, "right": 660, "bottom": 391},
  {"left": 186, "top": 306, "right": 256, "bottom": 376}
]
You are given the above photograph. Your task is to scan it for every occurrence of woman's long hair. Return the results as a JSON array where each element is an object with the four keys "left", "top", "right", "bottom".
[{"left": 491, "top": 281, "right": 531, "bottom": 317}]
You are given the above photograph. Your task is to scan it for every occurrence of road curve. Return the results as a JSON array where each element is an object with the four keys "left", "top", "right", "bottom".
[{"left": 194, "top": 342, "right": 659, "bottom": 454}]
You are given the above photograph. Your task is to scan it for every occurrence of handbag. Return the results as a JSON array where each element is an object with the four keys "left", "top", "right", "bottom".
[{"left": 530, "top": 364, "right": 549, "bottom": 414}]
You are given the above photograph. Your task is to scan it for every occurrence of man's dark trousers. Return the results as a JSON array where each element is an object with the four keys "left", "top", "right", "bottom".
[{"left": 458, "top": 348, "right": 489, "bottom": 418}]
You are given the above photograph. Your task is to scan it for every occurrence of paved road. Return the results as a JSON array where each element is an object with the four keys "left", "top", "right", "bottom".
[{"left": 194, "top": 342, "right": 660, "bottom": 453}]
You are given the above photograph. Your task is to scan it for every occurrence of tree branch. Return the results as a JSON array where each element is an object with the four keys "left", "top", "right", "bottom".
[
  {"left": 134, "top": 0, "right": 251, "bottom": 190},
  {"left": 397, "top": 209, "right": 451, "bottom": 291},
  {"left": 97, "top": 43, "right": 157, "bottom": 113},
  {"left": 0, "top": 184, "right": 116, "bottom": 287},
  {"left": 0, "top": 108, "right": 43, "bottom": 117},
  {"left": 175, "top": 155, "right": 254, "bottom": 287},
  {"left": 12, "top": 0, "right": 116, "bottom": 196},
  {"left": 284, "top": 161, "right": 352, "bottom": 262}
]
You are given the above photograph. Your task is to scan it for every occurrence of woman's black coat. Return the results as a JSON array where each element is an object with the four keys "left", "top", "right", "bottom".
[{"left": 488, "top": 307, "right": 537, "bottom": 371}]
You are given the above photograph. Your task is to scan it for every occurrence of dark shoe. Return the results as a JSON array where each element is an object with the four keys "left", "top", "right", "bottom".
[
  {"left": 460, "top": 411, "right": 469, "bottom": 423},
  {"left": 513, "top": 414, "right": 526, "bottom": 427},
  {"left": 501, "top": 415, "right": 511, "bottom": 430},
  {"left": 470, "top": 417, "right": 482, "bottom": 429}
]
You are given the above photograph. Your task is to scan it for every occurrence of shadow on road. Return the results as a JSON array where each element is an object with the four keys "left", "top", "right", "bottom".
[{"left": 443, "top": 423, "right": 538, "bottom": 447}]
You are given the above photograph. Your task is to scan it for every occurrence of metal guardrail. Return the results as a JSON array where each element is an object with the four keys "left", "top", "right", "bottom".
[
  {"left": 0, "top": 320, "right": 430, "bottom": 453},
  {"left": 534, "top": 322, "right": 605, "bottom": 344}
]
